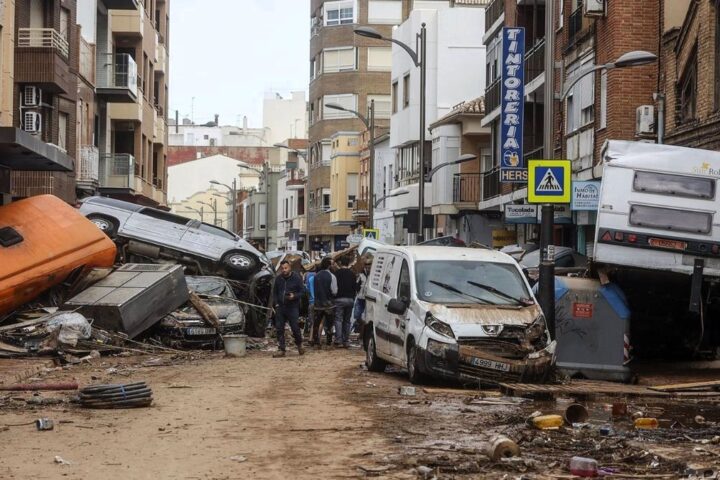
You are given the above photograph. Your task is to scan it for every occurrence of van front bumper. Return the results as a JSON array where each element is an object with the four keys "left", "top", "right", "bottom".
[{"left": 417, "top": 341, "right": 554, "bottom": 385}]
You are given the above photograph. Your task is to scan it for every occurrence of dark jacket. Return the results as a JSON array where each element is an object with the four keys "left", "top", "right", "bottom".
[
  {"left": 273, "top": 271, "right": 304, "bottom": 308},
  {"left": 335, "top": 267, "right": 356, "bottom": 299},
  {"left": 314, "top": 269, "right": 337, "bottom": 308}
]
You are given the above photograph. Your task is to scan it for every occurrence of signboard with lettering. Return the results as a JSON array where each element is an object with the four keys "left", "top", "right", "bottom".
[
  {"left": 571, "top": 181, "right": 601, "bottom": 211},
  {"left": 500, "top": 27, "right": 526, "bottom": 184},
  {"left": 537, "top": 204, "right": 573, "bottom": 224},
  {"left": 492, "top": 229, "right": 517, "bottom": 248},
  {"left": 504, "top": 205, "right": 538, "bottom": 224}
]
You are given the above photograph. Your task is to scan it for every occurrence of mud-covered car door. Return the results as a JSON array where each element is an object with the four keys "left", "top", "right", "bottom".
[
  {"left": 374, "top": 253, "right": 401, "bottom": 360},
  {"left": 388, "top": 258, "right": 412, "bottom": 361}
]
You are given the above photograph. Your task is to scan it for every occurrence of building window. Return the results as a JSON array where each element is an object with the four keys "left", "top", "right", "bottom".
[
  {"left": 259, "top": 203, "right": 267, "bottom": 230},
  {"left": 58, "top": 113, "right": 68, "bottom": 152},
  {"left": 368, "top": 0, "right": 402, "bottom": 24},
  {"left": 323, "top": 47, "right": 356, "bottom": 73},
  {"left": 403, "top": 73, "right": 410, "bottom": 109},
  {"left": 392, "top": 81, "right": 399, "bottom": 114},
  {"left": 347, "top": 173, "right": 358, "bottom": 208},
  {"left": 679, "top": 47, "right": 697, "bottom": 123},
  {"left": 367, "top": 46, "right": 392, "bottom": 71},
  {"left": 324, "top": 0, "right": 356, "bottom": 26},
  {"left": 322, "top": 94, "right": 358, "bottom": 119},
  {"left": 60, "top": 8, "right": 70, "bottom": 41},
  {"left": 565, "top": 55, "right": 595, "bottom": 133},
  {"left": 558, "top": 0, "right": 564, "bottom": 30},
  {"left": 310, "top": 58, "right": 316, "bottom": 80},
  {"left": 368, "top": 94, "right": 392, "bottom": 119},
  {"left": 322, "top": 189, "right": 331, "bottom": 210}
]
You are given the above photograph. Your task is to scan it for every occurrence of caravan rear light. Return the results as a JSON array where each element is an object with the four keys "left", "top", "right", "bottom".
[
  {"left": 601, "top": 231, "right": 612, "bottom": 242},
  {"left": 712, "top": 245, "right": 719, "bottom": 255},
  {"left": 627, "top": 234, "right": 637, "bottom": 243},
  {"left": 614, "top": 232, "right": 624, "bottom": 242}
]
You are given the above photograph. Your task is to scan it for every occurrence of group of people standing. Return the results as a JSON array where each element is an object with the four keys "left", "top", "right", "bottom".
[{"left": 271, "top": 256, "right": 370, "bottom": 357}]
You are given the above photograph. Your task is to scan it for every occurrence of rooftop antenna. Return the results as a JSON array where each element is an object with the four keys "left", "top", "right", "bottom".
[{"left": 191, "top": 97, "right": 195, "bottom": 125}]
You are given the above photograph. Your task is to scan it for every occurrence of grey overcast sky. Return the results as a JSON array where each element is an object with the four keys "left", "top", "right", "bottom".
[{"left": 169, "top": 0, "right": 309, "bottom": 127}]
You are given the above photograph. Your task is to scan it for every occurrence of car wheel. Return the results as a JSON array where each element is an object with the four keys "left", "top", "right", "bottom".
[
  {"left": 223, "top": 251, "right": 258, "bottom": 275},
  {"left": 407, "top": 340, "right": 426, "bottom": 385},
  {"left": 87, "top": 215, "right": 118, "bottom": 239},
  {"left": 365, "top": 331, "right": 387, "bottom": 373}
]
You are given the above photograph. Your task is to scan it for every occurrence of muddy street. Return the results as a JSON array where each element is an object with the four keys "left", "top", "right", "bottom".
[{"left": 0, "top": 346, "right": 719, "bottom": 479}]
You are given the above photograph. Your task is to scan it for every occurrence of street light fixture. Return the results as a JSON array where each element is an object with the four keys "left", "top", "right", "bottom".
[
  {"left": 186, "top": 205, "right": 204, "bottom": 222},
  {"left": 425, "top": 154, "right": 477, "bottom": 182},
  {"left": 374, "top": 189, "right": 409, "bottom": 208},
  {"left": 209, "top": 179, "right": 237, "bottom": 233},
  {"left": 197, "top": 199, "right": 218, "bottom": 226},
  {"left": 325, "top": 100, "right": 376, "bottom": 228},
  {"left": 355, "top": 23, "right": 427, "bottom": 243}
]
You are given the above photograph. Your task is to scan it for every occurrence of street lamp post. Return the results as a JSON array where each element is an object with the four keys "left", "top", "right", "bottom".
[
  {"left": 238, "top": 162, "right": 270, "bottom": 251},
  {"left": 187, "top": 206, "right": 204, "bottom": 223},
  {"left": 198, "top": 199, "right": 218, "bottom": 226},
  {"left": 425, "top": 154, "right": 477, "bottom": 182},
  {"left": 324, "top": 100, "right": 375, "bottom": 228},
  {"left": 210, "top": 179, "right": 237, "bottom": 233},
  {"left": 355, "top": 24, "right": 427, "bottom": 243},
  {"left": 539, "top": 0, "right": 657, "bottom": 340}
]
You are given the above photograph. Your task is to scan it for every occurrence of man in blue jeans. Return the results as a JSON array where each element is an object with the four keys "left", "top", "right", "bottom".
[
  {"left": 333, "top": 257, "right": 357, "bottom": 348},
  {"left": 272, "top": 260, "right": 305, "bottom": 357}
]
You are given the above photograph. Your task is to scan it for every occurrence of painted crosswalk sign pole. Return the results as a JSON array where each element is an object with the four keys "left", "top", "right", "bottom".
[{"left": 528, "top": 160, "right": 571, "bottom": 204}]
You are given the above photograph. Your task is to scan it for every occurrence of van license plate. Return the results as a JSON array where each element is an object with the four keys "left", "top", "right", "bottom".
[
  {"left": 470, "top": 357, "right": 510, "bottom": 372},
  {"left": 649, "top": 238, "right": 686, "bottom": 251},
  {"left": 186, "top": 327, "right": 216, "bottom": 336}
]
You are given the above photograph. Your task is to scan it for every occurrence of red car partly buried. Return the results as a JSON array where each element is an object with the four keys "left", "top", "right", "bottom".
[{"left": 0, "top": 195, "right": 117, "bottom": 317}]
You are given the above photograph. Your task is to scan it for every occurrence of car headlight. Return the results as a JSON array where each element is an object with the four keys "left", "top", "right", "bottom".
[
  {"left": 225, "top": 310, "right": 244, "bottom": 325},
  {"left": 481, "top": 325, "right": 502, "bottom": 336},
  {"left": 425, "top": 313, "right": 455, "bottom": 339},
  {"left": 426, "top": 338, "right": 457, "bottom": 357},
  {"left": 525, "top": 315, "right": 547, "bottom": 343}
]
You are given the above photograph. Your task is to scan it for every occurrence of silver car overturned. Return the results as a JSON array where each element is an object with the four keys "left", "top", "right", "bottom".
[{"left": 79, "top": 196, "right": 268, "bottom": 280}]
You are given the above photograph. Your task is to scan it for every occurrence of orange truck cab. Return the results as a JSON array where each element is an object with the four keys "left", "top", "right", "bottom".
[{"left": 0, "top": 195, "right": 117, "bottom": 316}]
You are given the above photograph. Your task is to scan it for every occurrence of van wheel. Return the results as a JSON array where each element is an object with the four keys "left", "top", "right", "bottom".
[
  {"left": 87, "top": 215, "right": 118, "bottom": 239},
  {"left": 365, "top": 331, "right": 386, "bottom": 373},
  {"left": 407, "top": 341, "right": 426, "bottom": 385}
]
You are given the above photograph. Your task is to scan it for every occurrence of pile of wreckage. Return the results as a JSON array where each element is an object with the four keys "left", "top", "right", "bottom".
[{"left": 0, "top": 195, "right": 301, "bottom": 358}]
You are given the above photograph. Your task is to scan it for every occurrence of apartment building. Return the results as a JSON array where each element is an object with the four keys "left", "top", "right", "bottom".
[
  {"left": 307, "top": 0, "right": 403, "bottom": 253},
  {"left": 0, "top": 0, "right": 16, "bottom": 204},
  {"left": 660, "top": 0, "right": 720, "bottom": 152},
  {"left": 276, "top": 138, "right": 308, "bottom": 251}
]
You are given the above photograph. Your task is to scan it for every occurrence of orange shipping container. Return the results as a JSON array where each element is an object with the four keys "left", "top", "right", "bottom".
[{"left": 0, "top": 195, "right": 117, "bottom": 316}]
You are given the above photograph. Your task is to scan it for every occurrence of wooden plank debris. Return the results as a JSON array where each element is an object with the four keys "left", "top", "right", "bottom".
[{"left": 648, "top": 379, "right": 720, "bottom": 392}]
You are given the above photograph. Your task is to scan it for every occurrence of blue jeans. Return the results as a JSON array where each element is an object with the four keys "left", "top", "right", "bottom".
[
  {"left": 334, "top": 297, "right": 354, "bottom": 345},
  {"left": 352, "top": 298, "right": 366, "bottom": 333}
]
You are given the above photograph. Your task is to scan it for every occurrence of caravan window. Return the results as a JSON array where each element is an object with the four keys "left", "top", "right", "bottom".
[
  {"left": 633, "top": 171, "right": 715, "bottom": 200},
  {"left": 629, "top": 204, "right": 713, "bottom": 235}
]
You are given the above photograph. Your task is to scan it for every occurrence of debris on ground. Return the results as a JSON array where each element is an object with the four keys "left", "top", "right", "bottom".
[{"left": 78, "top": 382, "right": 153, "bottom": 409}]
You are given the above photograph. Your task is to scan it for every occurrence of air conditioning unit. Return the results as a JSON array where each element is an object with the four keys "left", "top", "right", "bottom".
[
  {"left": 22, "top": 86, "right": 42, "bottom": 107},
  {"left": 636, "top": 105, "right": 655, "bottom": 135},
  {"left": 584, "top": 0, "right": 605, "bottom": 16},
  {"left": 23, "top": 111, "right": 42, "bottom": 134}
]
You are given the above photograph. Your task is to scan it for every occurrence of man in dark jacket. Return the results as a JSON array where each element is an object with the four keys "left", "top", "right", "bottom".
[
  {"left": 333, "top": 257, "right": 357, "bottom": 347},
  {"left": 312, "top": 256, "right": 337, "bottom": 347},
  {"left": 272, "top": 260, "right": 305, "bottom": 357}
]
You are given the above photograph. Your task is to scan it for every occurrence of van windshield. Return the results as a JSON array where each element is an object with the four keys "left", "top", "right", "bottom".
[{"left": 415, "top": 261, "right": 531, "bottom": 305}]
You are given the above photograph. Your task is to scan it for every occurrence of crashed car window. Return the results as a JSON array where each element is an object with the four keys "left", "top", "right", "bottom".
[
  {"left": 185, "top": 277, "right": 232, "bottom": 297},
  {"left": 415, "top": 261, "right": 530, "bottom": 305},
  {"left": 196, "top": 223, "right": 238, "bottom": 241}
]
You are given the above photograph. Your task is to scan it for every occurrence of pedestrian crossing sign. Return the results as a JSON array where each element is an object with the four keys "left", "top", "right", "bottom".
[
  {"left": 363, "top": 228, "right": 380, "bottom": 240},
  {"left": 528, "top": 159, "right": 571, "bottom": 204}
]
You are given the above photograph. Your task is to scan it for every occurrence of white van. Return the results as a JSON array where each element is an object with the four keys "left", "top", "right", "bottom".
[{"left": 362, "top": 246, "right": 555, "bottom": 384}]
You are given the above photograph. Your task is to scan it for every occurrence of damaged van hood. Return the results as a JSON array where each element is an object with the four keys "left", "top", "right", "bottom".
[{"left": 423, "top": 302, "right": 543, "bottom": 327}]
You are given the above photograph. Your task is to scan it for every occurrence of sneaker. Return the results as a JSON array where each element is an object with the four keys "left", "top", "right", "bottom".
[
  {"left": 298, "top": 346, "right": 305, "bottom": 356},
  {"left": 272, "top": 350, "right": 286, "bottom": 358}
]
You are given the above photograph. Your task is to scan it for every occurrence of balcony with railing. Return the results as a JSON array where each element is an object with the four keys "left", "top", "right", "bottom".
[
  {"left": 525, "top": 39, "right": 545, "bottom": 87},
  {"left": 99, "top": 153, "right": 135, "bottom": 190},
  {"left": 481, "top": 167, "right": 501, "bottom": 201},
  {"left": 485, "top": 0, "right": 504, "bottom": 33},
  {"left": 97, "top": 53, "right": 138, "bottom": 102},
  {"left": 15, "top": 28, "right": 73, "bottom": 92},
  {"left": 452, "top": 173, "right": 482, "bottom": 205},
  {"left": 485, "top": 78, "right": 501, "bottom": 114},
  {"left": 77, "top": 146, "right": 99, "bottom": 188},
  {"left": 352, "top": 199, "right": 369, "bottom": 220},
  {"left": 18, "top": 28, "right": 69, "bottom": 57}
]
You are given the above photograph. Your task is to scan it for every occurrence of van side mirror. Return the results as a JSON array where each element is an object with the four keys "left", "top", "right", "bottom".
[{"left": 387, "top": 298, "right": 408, "bottom": 315}]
